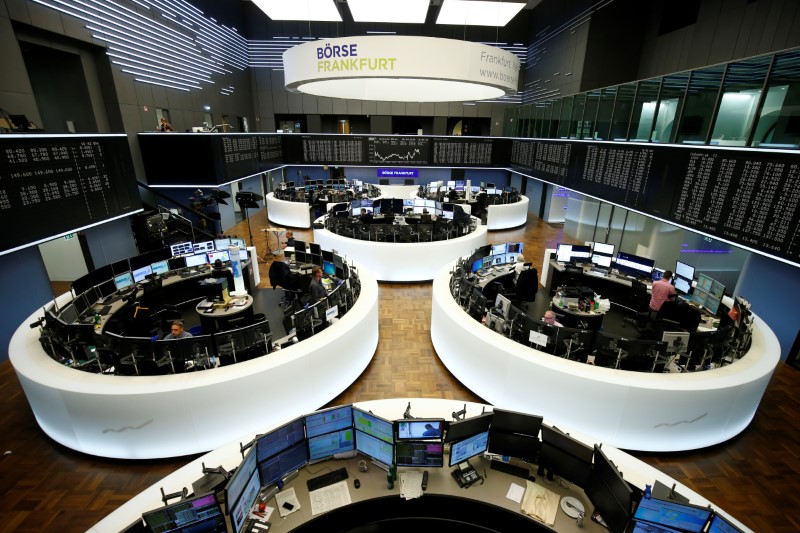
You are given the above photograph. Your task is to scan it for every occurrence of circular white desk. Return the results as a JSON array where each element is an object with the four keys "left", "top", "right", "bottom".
[
  {"left": 486, "top": 195, "right": 529, "bottom": 230},
  {"left": 314, "top": 216, "right": 488, "bottom": 282},
  {"left": 88, "top": 397, "right": 751, "bottom": 533},
  {"left": 430, "top": 263, "right": 780, "bottom": 452},
  {"left": 266, "top": 192, "right": 311, "bottom": 228},
  {"left": 9, "top": 268, "right": 379, "bottom": 459}
]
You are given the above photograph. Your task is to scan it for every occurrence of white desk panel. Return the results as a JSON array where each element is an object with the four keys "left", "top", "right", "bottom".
[
  {"left": 314, "top": 217, "right": 487, "bottom": 282},
  {"left": 9, "top": 268, "right": 379, "bottom": 459},
  {"left": 266, "top": 192, "right": 311, "bottom": 228},
  {"left": 89, "top": 397, "right": 751, "bottom": 533},
  {"left": 486, "top": 195, "right": 529, "bottom": 230},
  {"left": 430, "top": 263, "right": 779, "bottom": 452}
]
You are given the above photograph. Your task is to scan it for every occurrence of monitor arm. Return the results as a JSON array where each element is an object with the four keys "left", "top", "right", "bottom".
[{"left": 160, "top": 486, "right": 188, "bottom": 505}]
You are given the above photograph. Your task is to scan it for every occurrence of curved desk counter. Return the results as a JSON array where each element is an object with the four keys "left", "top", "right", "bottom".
[
  {"left": 9, "top": 267, "right": 379, "bottom": 459},
  {"left": 266, "top": 192, "right": 311, "bottom": 229},
  {"left": 486, "top": 195, "right": 529, "bottom": 230},
  {"left": 89, "top": 398, "right": 750, "bottom": 533},
  {"left": 314, "top": 216, "right": 487, "bottom": 282},
  {"left": 431, "top": 263, "right": 780, "bottom": 452}
]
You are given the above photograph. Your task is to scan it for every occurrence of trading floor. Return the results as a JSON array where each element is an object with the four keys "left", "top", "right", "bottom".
[{"left": 0, "top": 208, "right": 797, "bottom": 533}]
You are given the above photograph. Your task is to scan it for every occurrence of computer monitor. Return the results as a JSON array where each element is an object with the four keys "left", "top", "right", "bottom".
[
  {"left": 396, "top": 419, "right": 445, "bottom": 440},
  {"left": 170, "top": 241, "right": 193, "bottom": 257},
  {"left": 491, "top": 243, "right": 508, "bottom": 255},
  {"left": 355, "top": 430, "right": 395, "bottom": 468},
  {"left": 538, "top": 425, "right": 593, "bottom": 488},
  {"left": 185, "top": 253, "right": 208, "bottom": 268},
  {"left": 258, "top": 441, "right": 308, "bottom": 487},
  {"left": 470, "top": 257, "right": 483, "bottom": 274},
  {"left": 150, "top": 260, "right": 169, "bottom": 276},
  {"left": 445, "top": 412, "right": 493, "bottom": 443},
  {"left": 556, "top": 244, "right": 592, "bottom": 263},
  {"left": 615, "top": 251, "right": 655, "bottom": 277},
  {"left": 353, "top": 407, "right": 394, "bottom": 443},
  {"left": 206, "top": 250, "right": 229, "bottom": 264},
  {"left": 294, "top": 240, "right": 306, "bottom": 253},
  {"left": 113, "top": 272, "right": 134, "bottom": 291},
  {"left": 230, "top": 238, "right": 246, "bottom": 248},
  {"left": 132, "top": 265, "right": 152, "bottom": 283},
  {"left": 651, "top": 267, "right": 665, "bottom": 282},
  {"left": 591, "top": 253, "right": 612, "bottom": 268},
  {"left": 494, "top": 293, "right": 512, "bottom": 320},
  {"left": 662, "top": 331, "right": 691, "bottom": 354},
  {"left": 111, "top": 258, "right": 130, "bottom": 276},
  {"left": 674, "top": 276, "right": 692, "bottom": 294},
  {"left": 631, "top": 497, "right": 713, "bottom": 533},
  {"left": 593, "top": 242, "right": 615, "bottom": 255},
  {"left": 322, "top": 260, "right": 336, "bottom": 277},
  {"left": 307, "top": 427, "right": 355, "bottom": 462},
  {"left": 707, "top": 513, "right": 744, "bottom": 533},
  {"left": 395, "top": 441, "right": 444, "bottom": 468},
  {"left": 256, "top": 417, "right": 306, "bottom": 462},
  {"left": 304, "top": 405, "right": 353, "bottom": 439},
  {"left": 491, "top": 408, "right": 542, "bottom": 437},
  {"left": 142, "top": 493, "right": 226, "bottom": 533},
  {"left": 224, "top": 449, "right": 259, "bottom": 532},
  {"left": 71, "top": 272, "right": 95, "bottom": 297},
  {"left": 486, "top": 431, "right": 539, "bottom": 462},
  {"left": 97, "top": 279, "right": 116, "bottom": 299},
  {"left": 584, "top": 451, "right": 632, "bottom": 533},
  {"left": 448, "top": 430, "right": 490, "bottom": 467},
  {"left": 193, "top": 240, "right": 215, "bottom": 253},
  {"left": 527, "top": 318, "right": 560, "bottom": 353},
  {"left": 214, "top": 238, "right": 231, "bottom": 250},
  {"left": 675, "top": 260, "right": 695, "bottom": 281}
]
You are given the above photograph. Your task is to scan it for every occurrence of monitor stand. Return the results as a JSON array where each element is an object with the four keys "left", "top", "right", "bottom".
[{"left": 652, "top": 480, "right": 690, "bottom": 503}]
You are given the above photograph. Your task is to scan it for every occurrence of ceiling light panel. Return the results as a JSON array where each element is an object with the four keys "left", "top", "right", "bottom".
[
  {"left": 347, "top": 0, "right": 429, "bottom": 24},
  {"left": 252, "top": 0, "right": 341, "bottom": 22},
  {"left": 437, "top": 0, "right": 526, "bottom": 27}
]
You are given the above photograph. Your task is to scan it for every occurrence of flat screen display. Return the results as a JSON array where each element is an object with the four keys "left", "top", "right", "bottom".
[
  {"left": 258, "top": 441, "right": 308, "bottom": 487},
  {"left": 142, "top": 493, "right": 226, "bottom": 533},
  {"left": 208, "top": 250, "right": 230, "bottom": 264},
  {"left": 491, "top": 409, "right": 543, "bottom": 437},
  {"left": 150, "top": 260, "right": 169, "bottom": 275},
  {"left": 593, "top": 242, "right": 615, "bottom": 255},
  {"left": 448, "top": 430, "right": 490, "bottom": 467},
  {"left": 322, "top": 260, "right": 336, "bottom": 276},
  {"left": 214, "top": 238, "right": 231, "bottom": 250},
  {"left": 353, "top": 407, "right": 393, "bottom": 444},
  {"left": 396, "top": 419, "right": 444, "bottom": 440},
  {"left": 632, "top": 498, "right": 713, "bottom": 533},
  {"left": 445, "top": 412, "right": 493, "bottom": 443},
  {"left": 193, "top": 240, "right": 215, "bottom": 253},
  {"left": 170, "top": 241, "right": 193, "bottom": 256},
  {"left": 707, "top": 514, "right": 744, "bottom": 533},
  {"left": 256, "top": 417, "right": 306, "bottom": 462},
  {"left": 615, "top": 251, "right": 655, "bottom": 277},
  {"left": 185, "top": 253, "right": 208, "bottom": 268},
  {"left": 675, "top": 260, "right": 695, "bottom": 281},
  {"left": 113, "top": 272, "right": 134, "bottom": 291},
  {"left": 132, "top": 265, "right": 152, "bottom": 283},
  {"left": 355, "top": 430, "right": 394, "bottom": 467},
  {"left": 556, "top": 244, "right": 591, "bottom": 263},
  {"left": 591, "top": 253, "right": 612, "bottom": 268},
  {"left": 304, "top": 405, "right": 353, "bottom": 439},
  {"left": 674, "top": 276, "right": 691, "bottom": 294},
  {"left": 307, "top": 428, "right": 355, "bottom": 462},
  {"left": 395, "top": 441, "right": 444, "bottom": 468},
  {"left": 491, "top": 243, "right": 508, "bottom": 255},
  {"left": 224, "top": 449, "right": 258, "bottom": 524}
]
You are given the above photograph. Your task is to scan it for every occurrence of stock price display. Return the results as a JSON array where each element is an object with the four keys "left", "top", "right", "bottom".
[
  {"left": 367, "top": 136, "right": 430, "bottom": 165},
  {"left": 0, "top": 135, "right": 141, "bottom": 256},
  {"left": 302, "top": 135, "right": 365, "bottom": 164},
  {"left": 432, "top": 138, "right": 493, "bottom": 166}
]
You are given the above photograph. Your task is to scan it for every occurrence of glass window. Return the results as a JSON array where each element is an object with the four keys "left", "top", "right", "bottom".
[
  {"left": 675, "top": 64, "right": 725, "bottom": 144},
  {"left": 595, "top": 86, "right": 617, "bottom": 140},
  {"left": 752, "top": 49, "right": 800, "bottom": 148},
  {"left": 582, "top": 89, "right": 601, "bottom": 139},
  {"left": 629, "top": 78, "right": 662, "bottom": 141},
  {"left": 610, "top": 82, "right": 636, "bottom": 141},
  {"left": 557, "top": 96, "right": 574, "bottom": 138},
  {"left": 540, "top": 100, "right": 555, "bottom": 138},
  {"left": 547, "top": 99, "right": 562, "bottom": 138},
  {"left": 518, "top": 105, "right": 532, "bottom": 137},
  {"left": 503, "top": 108, "right": 516, "bottom": 136},
  {"left": 531, "top": 104, "right": 545, "bottom": 137},
  {"left": 710, "top": 54, "right": 771, "bottom": 146},
  {"left": 652, "top": 72, "right": 689, "bottom": 143},
  {"left": 569, "top": 93, "right": 586, "bottom": 139}
]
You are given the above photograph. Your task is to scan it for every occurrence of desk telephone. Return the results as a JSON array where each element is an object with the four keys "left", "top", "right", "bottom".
[{"left": 451, "top": 461, "right": 482, "bottom": 488}]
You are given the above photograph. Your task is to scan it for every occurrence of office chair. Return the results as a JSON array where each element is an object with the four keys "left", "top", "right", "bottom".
[
  {"left": 657, "top": 301, "right": 701, "bottom": 333},
  {"left": 623, "top": 280, "right": 654, "bottom": 331},
  {"left": 505, "top": 268, "right": 538, "bottom": 310}
]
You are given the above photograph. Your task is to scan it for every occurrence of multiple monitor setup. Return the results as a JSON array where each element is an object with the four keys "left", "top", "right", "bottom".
[
  {"left": 335, "top": 197, "right": 469, "bottom": 221},
  {"left": 465, "top": 242, "right": 525, "bottom": 274},
  {"left": 420, "top": 180, "right": 521, "bottom": 205},
  {"left": 273, "top": 178, "right": 380, "bottom": 203},
  {"left": 134, "top": 404, "right": 742, "bottom": 533}
]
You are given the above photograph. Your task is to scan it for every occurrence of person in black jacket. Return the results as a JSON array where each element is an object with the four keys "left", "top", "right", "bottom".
[{"left": 309, "top": 266, "right": 327, "bottom": 302}]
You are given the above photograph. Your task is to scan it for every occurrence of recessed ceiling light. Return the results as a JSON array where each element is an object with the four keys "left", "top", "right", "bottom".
[
  {"left": 437, "top": 0, "right": 526, "bottom": 27},
  {"left": 347, "top": 0, "right": 429, "bottom": 24},
  {"left": 251, "top": 0, "right": 341, "bottom": 22}
]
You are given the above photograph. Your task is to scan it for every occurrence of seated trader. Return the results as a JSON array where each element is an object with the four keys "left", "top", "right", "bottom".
[
  {"left": 514, "top": 254, "right": 527, "bottom": 282},
  {"left": 649, "top": 270, "right": 677, "bottom": 312},
  {"left": 420, "top": 208, "right": 433, "bottom": 223},
  {"left": 282, "top": 230, "right": 295, "bottom": 249},
  {"left": 309, "top": 266, "right": 328, "bottom": 302},
  {"left": 542, "top": 310, "right": 563, "bottom": 327},
  {"left": 358, "top": 208, "right": 373, "bottom": 224},
  {"left": 164, "top": 320, "right": 193, "bottom": 340}
]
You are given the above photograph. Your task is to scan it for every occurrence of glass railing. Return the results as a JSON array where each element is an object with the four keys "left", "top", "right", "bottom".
[{"left": 504, "top": 47, "right": 800, "bottom": 150}]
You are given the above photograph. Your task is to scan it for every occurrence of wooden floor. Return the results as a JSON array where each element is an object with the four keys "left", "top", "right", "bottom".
[{"left": 2, "top": 208, "right": 798, "bottom": 532}]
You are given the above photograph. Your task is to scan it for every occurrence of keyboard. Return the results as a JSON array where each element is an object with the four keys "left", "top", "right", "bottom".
[
  {"left": 306, "top": 467, "right": 349, "bottom": 492},
  {"left": 490, "top": 460, "right": 530, "bottom": 479},
  {"left": 95, "top": 305, "right": 112, "bottom": 316}
]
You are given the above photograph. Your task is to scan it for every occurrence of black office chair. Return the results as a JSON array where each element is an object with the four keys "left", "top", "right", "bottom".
[
  {"left": 658, "top": 300, "right": 701, "bottom": 333},
  {"left": 623, "top": 280, "right": 654, "bottom": 331},
  {"left": 505, "top": 268, "right": 538, "bottom": 310}
]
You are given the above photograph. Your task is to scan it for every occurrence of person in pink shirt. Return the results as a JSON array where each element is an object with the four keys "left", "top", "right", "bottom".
[{"left": 649, "top": 270, "right": 677, "bottom": 312}]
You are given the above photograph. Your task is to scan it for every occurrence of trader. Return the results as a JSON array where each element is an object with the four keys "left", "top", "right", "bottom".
[
  {"left": 282, "top": 230, "right": 295, "bottom": 249},
  {"left": 649, "top": 270, "right": 677, "bottom": 312},
  {"left": 308, "top": 266, "right": 328, "bottom": 302},
  {"left": 542, "top": 310, "right": 563, "bottom": 327},
  {"left": 514, "top": 254, "right": 527, "bottom": 283},
  {"left": 163, "top": 320, "right": 193, "bottom": 340},
  {"left": 358, "top": 208, "right": 373, "bottom": 224}
]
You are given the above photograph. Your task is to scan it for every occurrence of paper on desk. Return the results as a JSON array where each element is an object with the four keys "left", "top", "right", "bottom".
[
  {"left": 400, "top": 471, "right": 424, "bottom": 500},
  {"left": 506, "top": 482, "right": 526, "bottom": 503},
  {"left": 520, "top": 480, "right": 560, "bottom": 526},
  {"left": 275, "top": 487, "right": 301, "bottom": 518}
]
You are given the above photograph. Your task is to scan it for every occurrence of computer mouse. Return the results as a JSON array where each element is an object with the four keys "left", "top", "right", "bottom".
[{"left": 353, "top": 479, "right": 360, "bottom": 489}]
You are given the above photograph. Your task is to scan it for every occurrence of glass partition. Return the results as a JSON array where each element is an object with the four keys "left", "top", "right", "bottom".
[
  {"left": 676, "top": 64, "right": 725, "bottom": 144},
  {"left": 610, "top": 82, "right": 636, "bottom": 141},
  {"left": 569, "top": 93, "right": 587, "bottom": 139},
  {"left": 557, "top": 96, "right": 574, "bottom": 138},
  {"left": 752, "top": 49, "right": 800, "bottom": 148},
  {"left": 629, "top": 78, "right": 662, "bottom": 141},
  {"left": 595, "top": 86, "right": 617, "bottom": 141},
  {"left": 583, "top": 89, "right": 602, "bottom": 139},
  {"left": 541, "top": 100, "right": 555, "bottom": 139},
  {"left": 710, "top": 55, "right": 771, "bottom": 146},
  {"left": 652, "top": 72, "right": 690, "bottom": 143}
]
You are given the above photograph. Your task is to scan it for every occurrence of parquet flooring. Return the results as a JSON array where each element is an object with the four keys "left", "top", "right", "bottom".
[{"left": 2, "top": 206, "right": 798, "bottom": 532}]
